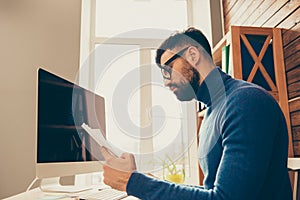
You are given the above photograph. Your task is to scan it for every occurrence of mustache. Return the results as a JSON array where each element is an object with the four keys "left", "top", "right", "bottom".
[{"left": 168, "top": 83, "right": 181, "bottom": 89}]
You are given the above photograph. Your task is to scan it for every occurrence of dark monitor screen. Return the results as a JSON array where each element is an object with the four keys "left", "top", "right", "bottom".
[{"left": 37, "top": 68, "right": 106, "bottom": 163}]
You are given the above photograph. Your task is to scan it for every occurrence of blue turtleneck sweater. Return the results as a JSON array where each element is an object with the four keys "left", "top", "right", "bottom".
[{"left": 126, "top": 68, "right": 292, "bottom": 200}]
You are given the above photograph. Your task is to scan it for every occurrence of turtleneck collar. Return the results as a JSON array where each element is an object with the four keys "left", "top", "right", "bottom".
[{"left": 196, "top": 67, "right": 231, "bottom": 107}]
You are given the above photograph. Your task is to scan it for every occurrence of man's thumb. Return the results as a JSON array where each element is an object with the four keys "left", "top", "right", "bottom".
[{"left": 100, "top": 146, "right": 115, "bottom": 160}]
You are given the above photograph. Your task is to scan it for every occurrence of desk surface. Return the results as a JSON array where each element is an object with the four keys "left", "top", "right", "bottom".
[{"left": 5, "top": 188, "right": 138, "bottom": 200}]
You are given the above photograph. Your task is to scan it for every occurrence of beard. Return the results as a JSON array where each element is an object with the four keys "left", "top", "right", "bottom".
[{"left": 173, "top": 66, "right": 200, "bottom": 101}]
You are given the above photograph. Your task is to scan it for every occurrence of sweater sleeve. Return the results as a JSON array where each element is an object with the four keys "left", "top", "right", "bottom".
[
  {"left": 126, "top": 87, "right": 288, "bottom": 200},
  {"left": 126, "top": 171, "right": 212, "bottom": 200}
]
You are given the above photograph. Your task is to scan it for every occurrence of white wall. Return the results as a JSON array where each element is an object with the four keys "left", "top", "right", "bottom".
[
  {"left": 192, "top": 0, "right": 213, "bottom": 45},
  {"left": 0, "top": 0, "right": 81, "bottom": 198},
  {"left": 191, "top": 0, "right": 223, "bottom": 47}
]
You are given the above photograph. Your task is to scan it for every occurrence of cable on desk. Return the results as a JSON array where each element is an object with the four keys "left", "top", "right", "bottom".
[{"left": 26, "top": 177, "right": 38, "bottom": 192}]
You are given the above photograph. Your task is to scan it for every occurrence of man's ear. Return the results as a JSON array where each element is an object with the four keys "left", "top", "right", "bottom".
[{"left": 187, "top": 46, "right": 201, "bottom": 65}]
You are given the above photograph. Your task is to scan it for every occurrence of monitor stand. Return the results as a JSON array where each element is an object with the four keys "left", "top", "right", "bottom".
[{"left": 39, "top": 174, "right": 93, "bottom": 193}]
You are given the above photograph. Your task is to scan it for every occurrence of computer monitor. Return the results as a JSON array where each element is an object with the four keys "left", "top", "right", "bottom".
[{"left": 36, "top": 68, "right": 106, "bottom": 191}]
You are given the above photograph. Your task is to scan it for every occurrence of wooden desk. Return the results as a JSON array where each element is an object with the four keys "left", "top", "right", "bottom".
[{"left": 4, "top": 187, "right": 139, "bottom": 200}]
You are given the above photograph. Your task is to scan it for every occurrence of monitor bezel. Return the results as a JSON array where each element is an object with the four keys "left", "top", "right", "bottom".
[{"left": 35, "top": 68, "right": 104, "bottom": 179}]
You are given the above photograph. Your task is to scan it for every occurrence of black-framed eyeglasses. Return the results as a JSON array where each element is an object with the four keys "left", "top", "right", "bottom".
[{"left": 160, "top": 46, "right": 190, "bottom": 80}]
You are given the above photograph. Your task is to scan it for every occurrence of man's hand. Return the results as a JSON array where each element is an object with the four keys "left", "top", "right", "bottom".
[{"left": 100, "top": 147, "right": 136, "bottom": 191}]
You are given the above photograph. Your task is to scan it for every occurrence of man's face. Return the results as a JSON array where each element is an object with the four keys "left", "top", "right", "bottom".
[{"left": 160, "top": 47, "right": 200, "bottom": 101}]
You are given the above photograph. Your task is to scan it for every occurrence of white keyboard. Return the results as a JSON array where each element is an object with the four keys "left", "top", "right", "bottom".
[{"left": 79, "top": 188, "right": 127, "bottom": 200}]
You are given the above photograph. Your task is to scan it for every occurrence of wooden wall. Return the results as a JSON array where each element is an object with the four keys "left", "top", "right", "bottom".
[{"left": 222, "top": 0, "right": 300, "bottom": 156}]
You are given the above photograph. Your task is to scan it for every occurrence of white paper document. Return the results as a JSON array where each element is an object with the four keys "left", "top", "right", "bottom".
[{"left": 81, "top": 123, "right": 122, "bottom": 157}]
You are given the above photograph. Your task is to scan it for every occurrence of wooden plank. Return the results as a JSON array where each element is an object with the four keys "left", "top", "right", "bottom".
[
  {"left": 285, "top": 50, "right": 300, "bottom": 71},
  {"left": 223, "top": 0, "right": 240, "bottom": 32},
  {"left": 212, "top": 38, "right": 227, "bottom": 66},
  {"left": 289, "top": 97, "right": 300, "bottom": 113},
  {"left": 240, "top": 33, "right": 262, "bottom": 60},
  {"left": 293, "top": 141, "right": 300, "bottom": 156},
  {"left": 282, "top": 22, "right": 300, "bottom": 47},
  {"left": 226, "top": 0, "right": 254, "bottom": 27},
  {"left": 293, "top": 126, "right": 300, "bottom": 141},
  {"left": 273, "top": 28, "right": 294, "bottom": 157},
  {"left": 263, "top": 1, "right": 300, "bottom": 27},
  {"left": 284, "top": 36, "right": 300, "bottom": 59},
  {"left": 222, "top": 0, "right": 228, "bottom": 14},
  {"left": 239, "top": 26, "right": 273, "bottom": 35},
  {"left": 277, "top": 7, "right": 300, "bottom": 30},
  {"left": 231, "top": 26, "right": 243, "bottom": 79},
  {"left": 223, "top": 0, "right": 239, "bottom": 15},
  {"left": 287, "top": 65, "right": 300, "bottom": 85},
  {"left": 291, "top": 110, "right": 300, "bottom": 127},
  {"left": 224, "top": 0, "right": 247, "bottom": 31},
  {"left": 252, "top": 0, "right": 289, "bottom": 27},
  {"left": 288, "top": 81, "right": 300, "bottom": 100},
  {"left": 269, "top": 91, "right": 279, "bottom": 102},
  {"left": 196, "top": 108, "right": 206, "bottom": 185},
  {"left": 242, "top": 0, "right": 277, "bottom": 26},
  {"left": 235, "top": 0, "right": 265, "bottom": 26}
]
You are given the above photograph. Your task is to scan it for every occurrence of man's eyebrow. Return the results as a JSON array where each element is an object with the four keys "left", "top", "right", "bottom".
[
  {"left": 164, "top": 55, "right": 179, "bottom": 66},
  {"left": 163, "top": 46, "right": 190, "bottom": 66}
]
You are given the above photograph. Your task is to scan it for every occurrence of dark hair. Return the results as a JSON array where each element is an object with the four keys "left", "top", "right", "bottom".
[{"left": 156, "top": 27, "right": 212, "bottom": 66}]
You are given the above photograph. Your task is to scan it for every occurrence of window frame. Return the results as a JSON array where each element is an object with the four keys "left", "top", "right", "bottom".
[{"left": 80, "top": 0, "right": 200, "bottom": 184}]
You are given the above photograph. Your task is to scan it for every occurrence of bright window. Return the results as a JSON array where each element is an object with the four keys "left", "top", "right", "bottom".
[
  {"left": 91, "top": 0, "right": 191, "bottom": 155},
  {"left": 80, "top": 0, "right": 199, "bottom": 182},
  {"left": 94, "top": 44, "right": 141, "bottom": 153},
  {"left": 95, "top": 0, "right": 188, "bottom": 38}
]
